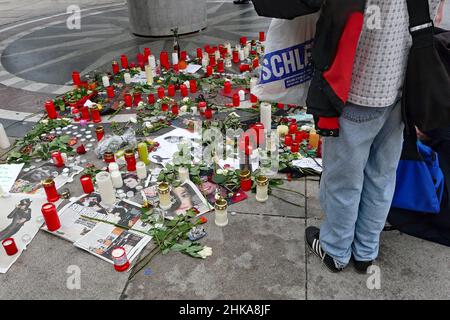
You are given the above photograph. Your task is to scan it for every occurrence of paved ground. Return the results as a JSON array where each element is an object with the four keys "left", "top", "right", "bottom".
[{"left": 0, "top": 0, "right": 449, "bottom": 300}]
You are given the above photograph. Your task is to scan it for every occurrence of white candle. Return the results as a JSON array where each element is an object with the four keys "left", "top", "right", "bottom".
[
  {"left": 124, "top": 72, "right": 131, "bottom": 84},
  {"left": 214, "top": 50, "right": 220, "bottom": 61},
  {"left": 239, "top": 49, "right": 245, "bottom": 61},
  {"left": 178, "top": 167, "right": 189, "bottom": 183},
  {"left": 110, "top": 171, "right": 123, "bottom": 189},
  {"left": 148, "top": 55, "right": 156, "bottom": 69},
  {"left": 244, "top": 46, "right": 250, "bottom": 59},
  {"left": 136, "top": 161, "right": 147, "bottom": 180},
  {"left": 172, "top": 52, "right": 179, "bottom": 65},
  {"left": 225, "top": 42, "right": 232, "bottom": 54},
  {"left": 102, "top": 75, "right": 110, "bottom": 88},
  {"left": 238, "top": 90, "right": 246, "bottom": 101},
  {"left": 250, "top": 77, "right": 258, "bottom": 93},
  {"left": 260, "top": 102, "right": 272, "bottom": 133},
  {"left": 0, "top": 123, "right": 10, "bottom": 149},
  {"left": 225, "top": 58, "right": 232, "bottom": 68},
  {"left": 202, "top": 57, "right": 209, "bottom": 68},
  {"left": 0, "top": 184, "right": 4, "bottom": 197},
  {"left": 183, "top": 80, "right": 190, "bottom": 89},
  {"left": 108, "top": 162, "right": 119, "bottom": 173},
  {"left": 256, "top": 176, "right": 269, "bottom": 202},
  {"left": 96, "top": 171, "right": 117, "bottom": 206},
  {"left": 158, "top": 182, "right": 172, "bottom": 210},
  {"left": 191, "top": 106, "right": 198, "bottom": 115},
  {"left": 145, "top": 65, "right": 154, "bottom": 85},
  {"left": 214, "top": 198, "right": 228, "bottom": 227}
]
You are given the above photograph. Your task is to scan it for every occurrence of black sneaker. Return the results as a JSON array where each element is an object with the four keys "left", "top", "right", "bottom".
[
  {"left": 305, "top": 226, "right": 344, "bottom": 273},
  {"left": 352, "top": 255, "right": 373, "bottom": 274},
  {"left": 233, "top": 0, "right": 250, "bottom": 4}
]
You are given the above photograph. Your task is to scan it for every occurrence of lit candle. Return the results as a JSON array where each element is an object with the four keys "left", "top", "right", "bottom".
[
  {"left": 214, "top": 198, "right": 228, "bottom": 227},
  {"left": 45, "top": 100, "right": 58, "bottom": 119},
  {"left": 137, "top": 142, "right": 150, "bottom": 165},
  {"left": 110, "top": 171, "right": 123, "bottom": 189},
  {"left": 51, "top": 151, "right": 65, "bottom": 168},
  {"left": 112, "top": 247, "right": 130, "bottom": 272},
  {"left": 255, "top": 176, "right": 269, "bottom": 202},
  {"left": 145, "top": 65, "right": 154, "bottom": 85},
  {"left": 124, "top": 72, "right": 131, "bottom": 84},
  {"left": 41, "top": 203, "right": 61, "bottom": 231},
  {"left": 178, "top": 167, "right": 189, "bottom": 183},
  {"left": 96, "top": 171, "right": 116, "bottom": 206},
  {"left": 136, "top": 161, "right": 147, "bottom": 180},
  {"left": 239, "top": 169, "right": 252, "bottom": 192},
  {"left": 80, "top": 175, "right": 95, "bottom": 194},
  {"left": 260, "top": 102, "right": 272, "bottom": 133},
  {"left": 239, "top": 90, "right": 246, "bottom": 101},
  {"left": 102, "top": 75, "right": 110, "bottom": 88},
  {"left": 124, "top": 149, "right": 137, "bottom": 172},
  {"left": 43, "top": 178, "right": 60, "bottom": 203},
  {"left": 259, "top": 31, "right": 265, "bottom": 42},
  {"left": 0, "top": 123, "right": 11, "bottom": 149},
  {"left": 158, "top": 182, "right": 172, "bottom": 210},
  {"left": 2, "top": 238, "right": 18, "bottom": 256}
]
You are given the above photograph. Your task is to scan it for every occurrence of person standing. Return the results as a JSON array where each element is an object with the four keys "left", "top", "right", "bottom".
[{"left": 305, "top": 0, "right": 445, "bottom": 273}]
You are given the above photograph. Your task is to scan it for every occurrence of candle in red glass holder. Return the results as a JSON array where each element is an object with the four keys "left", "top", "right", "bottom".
[
  {"left": 106, "top": 86, "right": 115, "bottom": 98},
  {"left": 240, "top": 135, "right": 253, "bottom": 156},
  {"left": 189, "top": 80, "right": 197, "bottom": 93},
  {"left": 173, "top": 63, "right": 179, "bottom": 73},
  {"left": 224, "top": 81, "right": 232, "bottom": 94},
  {"left": 95, "top": 126, "right": 104, "bottom": 141},
  {"left": 80, "top": 106, "right": 90, "bottom": 121},
  {"left": 206, "top": 65, "right": 213, "bottom": 76},
  {"left": 161, "top": 103, "right": 169, "bottom": 112},
  {"left": 198, "top": 101, "right": 207, "bottom": 113},
  {"left": 233, "top": 94, "right": 240, "bottom": 107},
  {"left": 45, "top": 100, "right": 58, "bottom": 119},
  {"left": 217, "top": 59, "right": 225, "bottom": 73},
  {"left": 180, "top": 51, "right": 187, "bottom": 61},
  {"left": 295, "top": 131, "right": 307, "bottom": 143},
  {"left": 76, "top": 144, "right": 86, "bottom": 155},
  {"left": 232, "top": 50, "right": 239, "bottom": 64},
  {"left": 204, "top": 109, "right": 213, "bottom": 119},
  {"left": 72, "top": 108, "right": 81, "bottom": 122},
  {"left": 197, "top": 48, "right": 203, "bottom": 60},
  {"left": 171, "top": 104, "right": 179, "bottom": 116},
  {"left": 80, "top": 175, "right": 94, "bottom": 194},
  {"left": 284, "top": 134, "right": 293, "bottom": 146},
  {"left": 240, "top": 36, "right": 247, "bottom": 46},
  {"left": 51, "top": 151, "right": 64, "bottom": 168},
  {"left": 43, "top": 179, "right": 60, "bottom": 203},
  {"left": 209, "top": 54, "right": 216, "bottom": 67},
  {"left": 2, "top": 238, "right": 18, "bottom": 256},
  {"left": 91, "top": 105, "right": 102, "bottom": 123},
  {"left": 112, "top": 247, "right": 130, "bottom": 272},
  {"left": 120, "top": 54, "right": 129, "bottom": 69},
  {"left": 240, "top": 64, "right": 250, "bottom": 73},
  {"left": 148, "top": 94, "right": 155, "bottom": 104},
  {"left": 112, "top": 61, "right": 120, "bottom": 74},
  {"left": 41, "top": 203, "right": 61, "bottom": 231},
  {"left": 289, "top": 123, "right": 298, "bottom": 134},
  {"left": 130, "top": 62, "right": 136, "bottom": 69},
  {"left": 252, "top": 122, "right": 265, "bottom": 146},
  {"left": 144, "top": 48, "right": 151, "bottom": 60},
  {"left": 160, "top": 51, "right": 169, "bottom": 70},
  {"left": 239, "top": 170, "right": 252, "bottom": 192},
  {"left": 252, "top": 58, "right": 259, "bottom": 69},
  {"left": 250, "top": 94, "right": 258, "bottom": 104},
  {"left": 103, "top": 151, "right": 115, "bottom": 163},
  {"left": 259, "top": 31, "right": 265, "bottom": 42},
  {"left": 157, "top": 86, "right": 165, "bottom": 99},
  {"left": 124, "top": 150, "right": 137, "bottom": 172},
  {"left": 291, "top": 142, "right": 300, "bottom": 153},
  {"left": 137, "top": 53, "right": 145, "bottom": 69},
  {"left": 180, "top": 85, "right": 188, "bottom": 97},
  {"left": 168, "top": 85, "right": 176, "bottom": 97},
  {"left": 124, "top": 93, "right": 133, "bottom": 107},
  {"left": 133, "top": 92, "right": 142, "bottom": 106},
  {"left": 204, "top": 44, "right": 211, "bottom": 53},
  {"left": 72, "top": 71, "right": 81, "bottom": 86}
]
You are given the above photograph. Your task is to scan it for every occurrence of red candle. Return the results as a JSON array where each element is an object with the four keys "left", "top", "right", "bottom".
[
  {"left": 252, "top": 58, "right": 259, "bottom": 69},
  {"left": 240, "top": 64, "right": 250, "bottom": 73},
  {"left": 147, "top": 94, "right": 155, "bottom": 104},
  {"left": 95, "top": 126, "right": 104, "bottom": 141},
  {"left": 232, "top": 50, "right": 239, "bottom": 64},
  {"left": 250, "top": 94, "right": 258, "bottom": 103},
  {"left": 2, "top": 238, "right": 18, "bottom": 256},
  {"left": 112, "top": 247, "right": 130, "bottom": 272},
  {"left": 112, "top": 61, "right": 120, "bottom": 74},
  {"left": 180, "top": 85, "right": 188, "bottom": 97},
  {"left": 51, "top": 151, "right": 64, "bottom": 168},
  {"left": 209, "top": 54, "right": 216, "bottom": 68},
  {"left": 204, "top": 109, "right": 213, "bottom": 119},
  {"left": 239, "top": 170, "right": 252, "bottom": 192},
  {"left": 137, "top": 53, "right": 145, "bottom": 70},
  {"left": 80, "top": 175, "right": 94, "bottom": 194},
  {"left": 144, "top": 48, "right": 151, "bottom": 60},
  {"left": 129, "top": 62, "right": 136, "bottom": 69},
  {"left": 173, "top": 63, "right": 179, "bottom": 73},
  {"left": 160, "top": 51, "right": 169, "bottom": 70},
  {"left": 240, "top": 36, "right": 247, "bottom": 46},
  {"left": 284, "top": 134, "right": 293, "bottom": 146},
  {"left": 41, "top": 203, "right": 61, "bottom": 232},
  {"left": 295, "top": 131, "right": 307, "bottom": 143},
  {"left": 180, "top": 51, "right": 187, "bottom": 61},
  {"left": 157, "top": 86, "right": 165, "bottom": 99},
  {"left": 72, "top": 71, "right": 81, "bottom": 86},
  {"left": 133, "top": 92, "right": 142, "bottom": 106},
  {"left": 291, "top": 142, "right": 300, "bottom": 153},
  {"left": 124, "top": 93, "right": 133, "bottom": 107},
  {"left": 124, "top": 150, "right": 137, "bottom": 172},
  {"left": 259, "top": 31, "right": 265, "bottom": 42},
  {"left": 251, "top": 122, "right": 265, "bottom": 146},
  {"left": 233, "top": 93, "right": 240, "bottom": 107},
  {"left": 161, "top": 103, "right": 169, "bottom": 112},
  {"left": 289, "top": 123, "right": 298, "bottom": 134},
  {"left": 189, "top": 80, "right": 197, "bottom": 93},
  {"left": 167, "top": 85, "right": 175, "bottom": 97},
  {"left": 224, "top": 81, "right": 232, "bottom": 94},
  {"left": 240, "top": 135, "right": 253, "bottom": 156},
  {"left": 204, "top": 44, "right": 211, "bottom": 53},
  {"left": 171, "top": 104, "right": 179, "bottom": 115},
  {"left": 71, "top": 108, "right": 81, "bottom": 122},
  {"left": 277, "top": 103, "right": 284, "bottom": 109},
  {"left": 120, "top": 54, "right": 129, "bottom": 69},
  {"left": 217, "top": 59, "right": 225, "bottom": 73},
  {"left": 103, "top": 152, "right": 115, "bottom": 163},
  {"left": 206, "top": 66, "right": 213, "bottom": 76},
  {"left": 80, "top": 106, "right": 90, "bottom": 121},
  {"left": 43, "top": 179, "right": 60, "bottom": 203},
  {"left": 198, "top": 101, "right": 207, "bottom": 113},
  {"left": 76, "top": 144, "right": 86, "bottom": 155},
  {"left": 106, "top": 86, "right": 115, "bottom": 98},
  {"left": 197, "top": 48, "right": 203, "bottom": 60},
  {"left": 45, "top": 100, "right": 58, "bottom": 119},
  {"left": 91, "top": 106, "right": 102, "bottom": 123}
]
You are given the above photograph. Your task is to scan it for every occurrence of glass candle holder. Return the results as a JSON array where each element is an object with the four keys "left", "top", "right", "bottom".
[
  {"left": 80, "top": 106, "right": 90, "bottom": 121},
  {"left": 124, "top": 149, "right": 137, "bottom": 172},
  {"left": 239, "top": 169, "right": 252, "bottom": 192},
  {"left": 168, "top": 85, "right": 176, "bottom": 97},
  {"left": 112, "top": 247, "right": 130, "bottom": 272},
  {"left": 224, "top": 81, "right": 232, "bottom": 94},
  {"left": 80, "top": 175, "right": 94, "bottom": 194},
  {"left": 95, "top": 126, "right": 104, "bottom": 141},
  {"left": 233, "top": 94, "right": 240, "bottom": 107},
  {"left": 256, "top": 175, "right": 269, "bottom": 202},
  {"left": 41, "top": 202, "right": 61, "bottom": 231},
  {"left": 137, "top": 142, "right": 150, "bottom": 165},
  {"left": 51, "top": 151, "right": 64, "bottom": 168},
  {"left": 103, "top": 151, "right": 115, "bottom": 163},
  {"left": 214, "top": 198, "right": 229, "bottom": 227},
  {"left": 136, "top": 161, "right": 147, "bottom": 180},
  {"left": 157, "top": 87, "right": 165, "bottom": 99},
  {"left": 2, "top": 238, "right": 18, "bottom": 256},
  {"left": 158, "top": 182, "right": 172, "bottom": 210},
  {"left": 91, "top": 106, "right": 102, "bottom": 123},
  {"left": 110, "top": 171, "right": 123, "bottom": 189},
  {"left": 112, "top": 61, "right": 119, "bottom": 74},
  {"left": 43, "top": 178, "right": 60, "bottom": 202},
  {"left": 96, "top": 171, "right": 116, "bottom": 206},
  {"left": 189, "top": 80, "right": 197, "bottom": 93},
  {"left": 178, "top": 167, "right": 190, "bottom": 183},
  {"left": 120, "top": 54, "right": 129, "bottom": 69},
  {"left": 108, "top": 162, "right": 119, "bottom": 173},
  {"left": 124, "top": 93, "right": 133, "bottom": 108},
  {"left": 45, "top": 100, "right": 58, "bottom": 119}
]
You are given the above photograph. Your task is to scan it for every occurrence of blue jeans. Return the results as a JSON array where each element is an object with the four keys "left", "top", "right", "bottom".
[{"left": 319, "top": 100, "right": 404, "bottom": 266}]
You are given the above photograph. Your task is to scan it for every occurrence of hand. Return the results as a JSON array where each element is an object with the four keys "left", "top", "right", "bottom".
[{"left": 435, "top": 0, "right": 446, "bottom": 26}]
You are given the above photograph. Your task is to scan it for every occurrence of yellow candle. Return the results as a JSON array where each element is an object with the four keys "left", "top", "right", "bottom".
[
  {"left": 309, "top": 129, "right": 320, "bottom": 149},
  {"left": 137, "top": 142, "right": 150, "bottom": 165}
]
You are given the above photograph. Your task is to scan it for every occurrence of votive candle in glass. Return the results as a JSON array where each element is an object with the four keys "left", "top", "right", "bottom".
[
  {"left": 158, "top": 182, "right": 172, "bottom": 210},
  {"left": 256, "top": 175, "right": 269, "bottom": 202},
  {"left": 96, "top": 171, "right": 116, "bottom": 206},
  {"left": 112, "top": 247, "right": 129, "bottom": 272},
  {"left": 95, "top": 126, "right": 104, "bottom": 141},
  {"left": 239, "top": 169, "right": 252, "bottom": 192},
  {"left": 103, "top": 151, "right": 115, "bottom": 163},
  {"left": 43, "top": 178, "right": 60, "bottom": 203},
  {"left": 110, "top": 170, "right": 123, "bottom": 189},
  {"left": 124, "top": 149, "right": 137, "bottom": 172},
  {"left": 80, "top": 175, "right": 94, "bottom": 194},
  {"left": 214, "top": 198, "right": 229, "bottom": 227},
  {"left": 41, "top": 203, "right": 61, "bottom": 232},
  {"left": 51, "top": 151, "right": 64, "bottom": 168},
  {"left": 2, "top": 238, "right": 18, "bottom": 256},
  {"left": 136, "top": 161, "right": 147, "bottom": 180},
  {"left": 178, "top": 166, "right": 189, "bottom": 183},
  {"left": 45, "top": 100, "right": 58, "bottom": 119},
  {"left": 91, "top": 105, "right": 102, "bottom": 123},
  {"left": 137, "top": 142, "right": 150, "bottom": 165}
]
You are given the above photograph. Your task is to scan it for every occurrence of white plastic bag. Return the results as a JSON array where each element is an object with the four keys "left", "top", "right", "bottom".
[{"left": 253, "top": 14, "right": 318, "bottom": 106}]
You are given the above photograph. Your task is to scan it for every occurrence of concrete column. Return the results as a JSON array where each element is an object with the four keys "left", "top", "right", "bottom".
[{"left": 127, "top": 0, "right": 207, "bottom": 37}]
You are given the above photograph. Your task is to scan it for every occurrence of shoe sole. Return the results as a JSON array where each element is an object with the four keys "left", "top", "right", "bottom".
[{"left": 304, "top": 232, "right": 341, "bottom": 274}]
